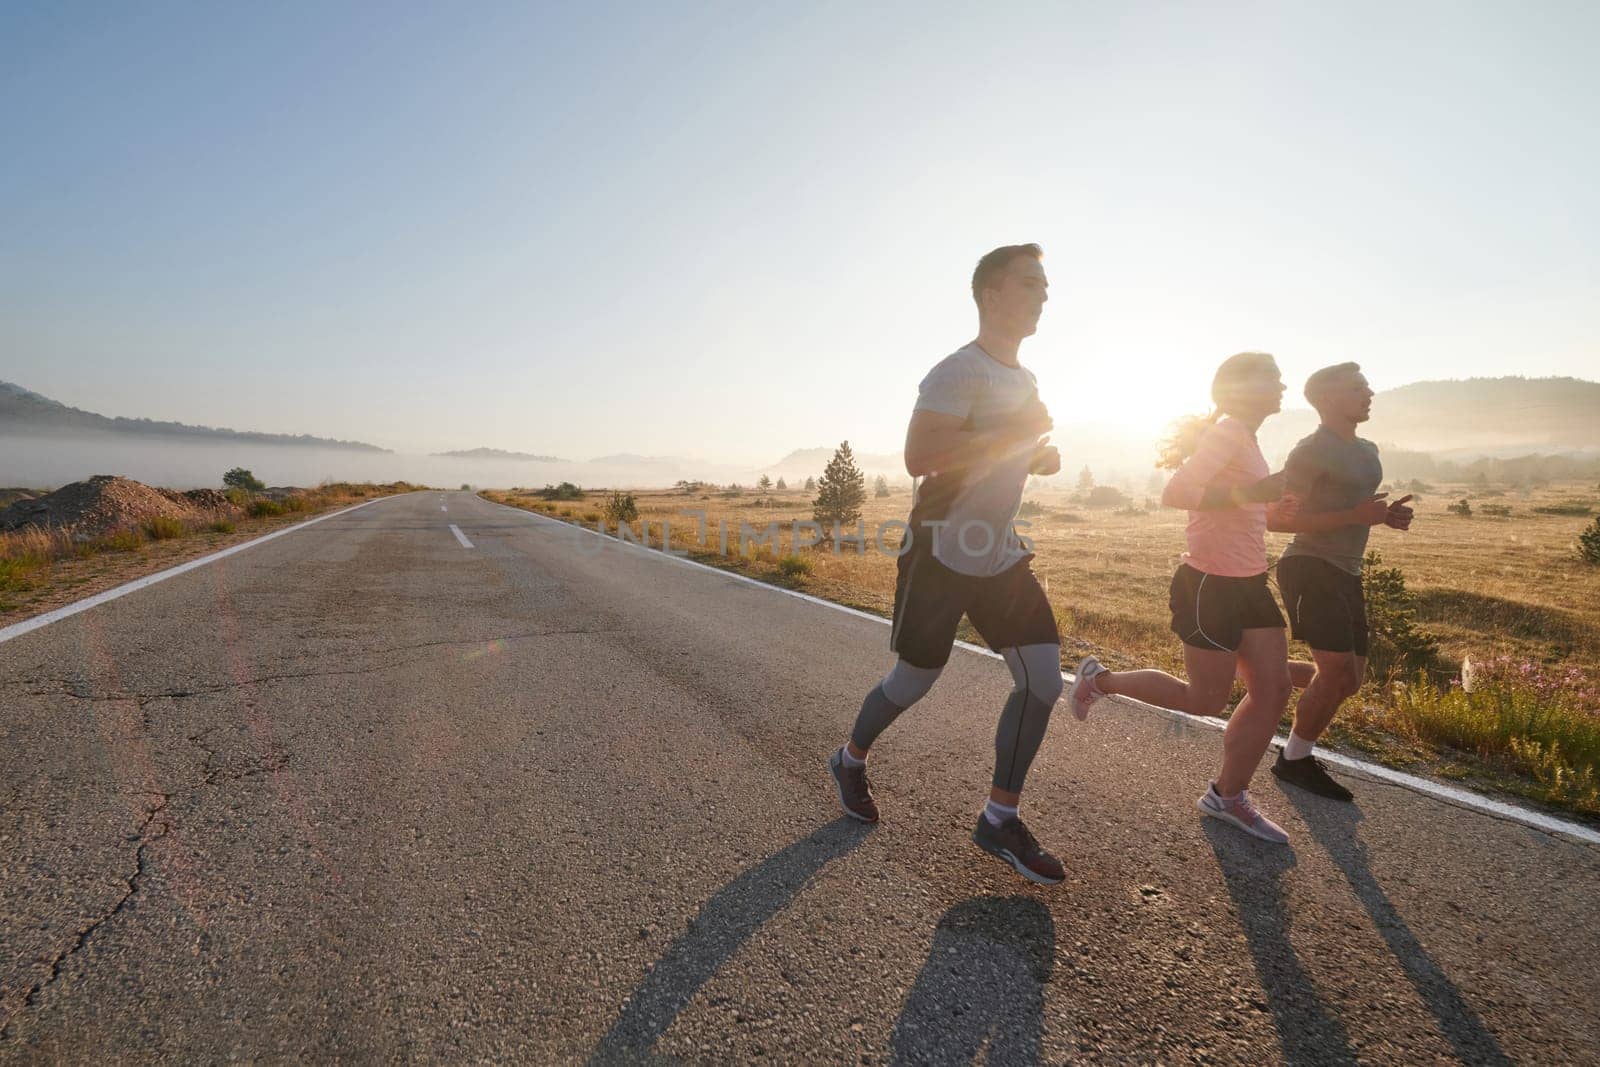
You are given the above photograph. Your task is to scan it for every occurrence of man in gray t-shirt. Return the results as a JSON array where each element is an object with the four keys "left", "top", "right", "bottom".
[
  {"left": 827, "top": 243, "right": 1069, "bottom": 886},
  {"left": 1271, "top": 362, "right": 1414, "bottom": 802}
]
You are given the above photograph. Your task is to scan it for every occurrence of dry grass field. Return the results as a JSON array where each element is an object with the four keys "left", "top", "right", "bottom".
[
  {"left": 485, "top": 480, "right": 1600, "bottom": 820},
  {"left": 0, "top": 481, "right": 421, "bottom": 621}
]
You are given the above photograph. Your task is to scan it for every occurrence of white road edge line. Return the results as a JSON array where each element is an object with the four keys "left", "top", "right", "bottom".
[
  {"left": 484, "top": 495, "right": 1600, "bottom": 847},
  {"left": 0, "top": 495, "right": 399, "bottom": 646},
  {"left": 449, "top": 524, "right": 474, "bottom": 549}
]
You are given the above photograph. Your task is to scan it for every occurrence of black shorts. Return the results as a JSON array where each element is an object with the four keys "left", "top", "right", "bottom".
[
  {"left": 1168, "top": 563, "right": 1284, "bottom": 652},
  {"left": 1277, "top": 554, "right": 1369, "bottom": 656},
  {"left": 889, "top": 523, "right": 1060, "bottom": 669}
]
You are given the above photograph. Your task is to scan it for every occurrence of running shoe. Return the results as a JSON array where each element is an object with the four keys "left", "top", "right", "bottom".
[
  {"left": 1271, "top": 752, "right": 1354, "bottom": 802},
  {"left": 1197, "top": 784, "right": 1290, "bottom": 844},
  {"left": 972, "top": 814, "right": 1066, "bottom": 884},
  {"left": 1067, "top": 655, "right": 1107, "bottom": 721},
  {"left": 828, "top": 747, "right": 879, "bottom": 823}
]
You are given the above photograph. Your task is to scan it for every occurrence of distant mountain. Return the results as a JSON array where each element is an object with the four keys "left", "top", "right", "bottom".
[
  {"left": 1258, "top": 375, "right": 1600, "bottom": 462},
  {"left": 1, "top": 381, "right": 391, "bottom": 452},
  {"left": 433, "top": 447, "right": 566, "bottom": 462},
  {"left": 761, "top": 446, "right": 906, "bottom": 481}
]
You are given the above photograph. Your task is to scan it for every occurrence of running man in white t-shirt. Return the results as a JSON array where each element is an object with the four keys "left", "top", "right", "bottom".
[{"left": 827, "top": 243, "right": 1068, "bottom": 885}]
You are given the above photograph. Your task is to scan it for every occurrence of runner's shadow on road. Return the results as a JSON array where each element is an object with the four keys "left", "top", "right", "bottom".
[
  {"left": 888, "top": 895, "right": 1055, "bottom": 1066},
  {"left": 588, "top": 817, "right": 871, "bottom": 1065},
  {"left": 1204, "top": 823, "right": 1360, "bottom": 1065},
  {"left": 1282, "top": 791, "right": 1512, "bottom": 1066}
]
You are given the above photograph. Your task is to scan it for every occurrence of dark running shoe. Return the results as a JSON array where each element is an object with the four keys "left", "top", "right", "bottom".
[
  {"left": 1272, "top": 752, "right": 1354, "bottom": 802},
  {"left": 972, "top": 814, "right": 1065, "bottom": 885},
  {"left": 828, "top": 747, "right": 879, "bottom": 823}
]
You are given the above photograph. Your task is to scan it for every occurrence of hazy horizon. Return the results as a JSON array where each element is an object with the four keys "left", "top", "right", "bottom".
[{"left": 4, "top": 3, "right": 1598, "bottom": 462}]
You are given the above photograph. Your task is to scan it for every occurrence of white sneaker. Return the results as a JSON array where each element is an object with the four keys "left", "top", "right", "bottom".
[
  {"left": 1197, "top": 785, "right": 1290, "bottom": 844},
  {"left": 1067, "top": 656, "right": 1107, "bottom": 721}
]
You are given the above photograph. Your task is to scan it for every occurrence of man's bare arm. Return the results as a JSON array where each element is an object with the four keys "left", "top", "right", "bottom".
[{"left": 903, "top": 405, "right": 1051, "bottom": 478}]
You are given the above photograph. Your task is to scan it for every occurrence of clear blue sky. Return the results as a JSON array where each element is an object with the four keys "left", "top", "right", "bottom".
[{"left": 3, "top": 1, "right": 1596, "bottom": 461}]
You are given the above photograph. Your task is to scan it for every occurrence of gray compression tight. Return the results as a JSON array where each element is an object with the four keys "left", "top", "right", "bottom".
[
  {"left": 992, "top": 644, "right": 1063, "bottom": 793},
  {"left": 850, "top": 659, "right": 942, "bottom": 751},
  {"left": 848, "top": 644, "right": 1063, "bottom": 795}
]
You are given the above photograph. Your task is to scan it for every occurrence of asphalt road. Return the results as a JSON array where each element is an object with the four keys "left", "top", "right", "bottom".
[{"left": 2, "top": 490, "right": 1597, "bottom": 1063}]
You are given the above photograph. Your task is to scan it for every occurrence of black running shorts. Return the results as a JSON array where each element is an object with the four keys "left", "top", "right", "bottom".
[
  {"left": 889, "top": 523, "right": 1059, "bottom": 669},
  {"left": 1276, "top": 554, "right": 1369, "bottom": 656},
  {"left": 1168, "top": 563, "right": 1284, "bottom": 652}
]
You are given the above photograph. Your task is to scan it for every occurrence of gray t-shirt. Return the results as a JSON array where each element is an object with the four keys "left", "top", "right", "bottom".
[
  {"left": 1280, "top": 426, "right": 1384, "bottom": 575},
  {"left": 911, "top": 343, "right": 1038, "bottom": 577}
]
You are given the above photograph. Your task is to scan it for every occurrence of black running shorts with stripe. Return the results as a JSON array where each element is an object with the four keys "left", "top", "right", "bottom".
[
  {"left": 890, "top": 522, "right": 1059, "bottom": 669},
  {"left": 1168, "top": 562, "right": 1284, "bottom": 652},
  {"left": 1276, "top": 554, "right": 1369, "bottom": 656}
]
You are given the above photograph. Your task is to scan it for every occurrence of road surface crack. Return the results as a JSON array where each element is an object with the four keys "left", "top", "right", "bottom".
[
  {"left": 19, "top": 628, "right": 621, "bottom": 705},
  {"left": 0, "top": 794, "right": 172, "bottom": 1043}
]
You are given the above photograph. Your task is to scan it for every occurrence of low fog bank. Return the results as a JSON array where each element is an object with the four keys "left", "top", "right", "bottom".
[
  {"left": 0, "top": 432, "right": 1174, "bottom": 494},
  {"left": 0, "top": 435, "right": 740, "bottom": 492}
]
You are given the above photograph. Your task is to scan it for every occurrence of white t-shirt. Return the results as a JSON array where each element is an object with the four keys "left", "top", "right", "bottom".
[{"left": 911, "top": 342, "right": 1039, "bottom": 577}]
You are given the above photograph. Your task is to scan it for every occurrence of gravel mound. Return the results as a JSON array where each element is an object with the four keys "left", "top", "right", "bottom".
[{"left": 0, "top": 475, "right": 241, "bottom": 538}]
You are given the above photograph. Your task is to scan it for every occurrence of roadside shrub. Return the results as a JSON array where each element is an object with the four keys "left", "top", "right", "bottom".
[
  {"left": 582, "top": 511, "right": 602, "bottom": 523},
  {"left": 224, "top": 487, "right": 253, "bottom": 507},
  {"left": 281, "top": 495, "right": 311, "bottom": 513},
  {"left": 1084, "top": 485, "right": 1131, "bottom": 508},
  {"left": 604, "top": 491, "right": 639, "bottom": 524},
  {"left": 1578, "top": 516, "right": 1600, "bottom": 565},
  {"left": 249, "top": 499, "right": 285, "bottom": 518},
  {"left": 1362, "top": 551, "right": 1440, "bottom": 681},
  {"left": 1447, "top": 498, "right": 1472, "bottom": 517},
  {"left": 1532, "top": 501, "right": 1593, "bottom": 516},
  {"left": 208, "top": 519, "right": 235, "bottom": 534},
  {"left": 560, "top": 508, "right": 576, "bottom": 518},
  {"left": 539, "top": 482, "right": 584, "bottom": 501},
  {"left": 460, "top": 483, "right": 472, "bottom": 491},
  {"left": 1480, "top": 504, "right": 1512, "bottom": 517},
  {"left": 98, "top": 527, "right": 145, "bottom": 552},
  {"left": 143, "top": 515, "right": 186, "bottom": 540},
  {"left": 778, "top": 554, "right": 813, "bottom": 578},
  {"left": 223, "top": 467, "right": 266, "bottom": 492}
]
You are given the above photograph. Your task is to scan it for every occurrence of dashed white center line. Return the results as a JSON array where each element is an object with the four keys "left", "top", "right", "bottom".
[{"left": 449, "top": 524, "right": 474, "bottom": 549}]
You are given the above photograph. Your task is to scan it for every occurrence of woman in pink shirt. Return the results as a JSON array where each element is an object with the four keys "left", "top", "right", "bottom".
[{"left": 1068, "top": 352, "right": 1296, "bottom": 844}]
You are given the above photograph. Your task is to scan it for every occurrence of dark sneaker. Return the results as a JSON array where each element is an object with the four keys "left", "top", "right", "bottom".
[
  {"left": 1271, "top": 752, "right": 1354, "bottom": 802},
  {"left": 972, "top": 814, "right": 1065, "bottom": 885},
  {"left": 828, "top": 748, "right": 879, "bottom": 823}
]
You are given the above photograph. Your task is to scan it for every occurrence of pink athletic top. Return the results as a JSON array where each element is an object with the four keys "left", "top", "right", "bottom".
[{"left": 1161, "top": 416, "right": 1269, "bottom": 578}]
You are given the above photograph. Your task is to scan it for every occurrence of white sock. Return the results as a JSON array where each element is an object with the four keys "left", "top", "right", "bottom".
[
  {"left": 839, "top": 745, "right": 866, "bottom": 769},
  {"left": 1284, "top": 732, "right": 1315, "bottom": 761},
  {"left": 983, "top": 799, "right": 1019, "bottom": 826}
]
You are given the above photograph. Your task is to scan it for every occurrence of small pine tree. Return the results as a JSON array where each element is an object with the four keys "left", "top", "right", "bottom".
[
  {"left": 813, "top": 441, "right": 867, "bottom": 533},
  {"left": 1578, "top": 516, "right": 1600, "bottom": 565},
  {"left": 804, "top": 476, "right": 816, "bottom": 492},
  {"left": 757, "top": 474, "right": 772, "bottom": 491},
  {"left": 874, "top": 474, "right": 890, "bottom": 498},
  {"left": 1362, "top": 551, "right": 1440, "bottom": 680},
  {"left": 1077, "top": 466, "right": 1095, "bottom": 490},
  {"left": 775, "top": 477, "right": 788, "bottom": 491}
]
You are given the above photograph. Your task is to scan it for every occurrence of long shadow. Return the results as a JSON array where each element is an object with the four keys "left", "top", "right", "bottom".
[
  {"left": 1283, "top": 791, "right": 1513, "bottom": 1065},
  {"left": 889, "top": 895, "right": 1055, "bottom": 1066},
  {"left": 588, "top": 817, "right": 870, "bottom": 1065},
  {"left": 1203, "top": 824, "right": 1360, "bottom": 1065}
]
